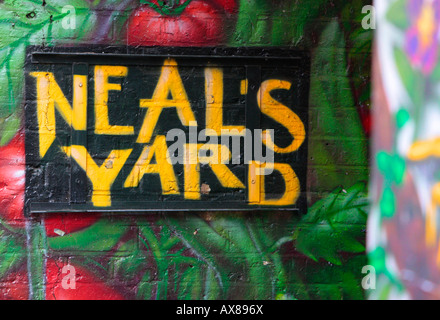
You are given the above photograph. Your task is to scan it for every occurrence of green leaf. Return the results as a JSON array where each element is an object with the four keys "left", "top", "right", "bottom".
[
  {"left": 231, "top": 0, "right": 271, "bottom": 46},
  {"left": 207, "top": 215, "right": 279, "bottom": 299},
  {"left": 157, "top": 215, "right": 231, "bottom": 299},
  {"left": 0, "top": 0, "right": 133, "bottom": 143},
  {"left": 295, "top": 182, "right": 369, "bottom": 265},
  {"left": 301, "top": 255, "right": 367, "bottom": 300},
  {"left": 0, "top": 0, "right": 97, "bottom": 144},
  {"left": 178, "top": 264, "right": 203, "bottom": 300},
  {"left": 0, "top": 229, "right": 26, "bottom": 279},
  {"left": 131, "top": 220, "right": 210, "bottom": 300},
  {"left": 0, "top": 111, "right": 21, "bottom": 146},
  {"left": 110, "top": 240, "right": 147, "bottom": 282},
  {"left": 232, "top": 0, "right": 335, "bottom": 46},
  {"left": 47, "top": 218, "right": 128, "bottom": 251},
  {"left": 137, "top": 271, "right": 155, "bottom": 300},
  {"left": 163, "top": 212, "right": 303, "bottom": 300}
]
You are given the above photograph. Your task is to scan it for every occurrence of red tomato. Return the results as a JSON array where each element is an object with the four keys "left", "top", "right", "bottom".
[
  {"left": 0, "top": 131, "right": 26, "bottom": 228},
  {"left": 127, "top": 1, "right": 226, "bottom": 46},
  {"left": 0, "top": 260, "right": 125, "bottom": 300},
  {"left": 0, "top": 131, "right": 99, "bottom": 233},
  {"left": 210, "top": 0, "right": 237, "bottom": 13},
  {"left": 44, "top": 213, "right": 101, "bottom": 237},
  {"left": 45, "top": 259, "right": 125, "bottom": 300}
]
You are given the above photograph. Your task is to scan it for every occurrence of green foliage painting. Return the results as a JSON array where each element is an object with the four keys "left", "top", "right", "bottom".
[{"left": 0, "top": 0, "right": 371, "bottom": 300}]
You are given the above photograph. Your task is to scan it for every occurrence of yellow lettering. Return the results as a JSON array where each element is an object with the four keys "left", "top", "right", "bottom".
[
  {"left": 94, "top": 65, "right": 134, "bottom": 135},
  {"left": 30, "top": 72, "right": 87, "bottom": 158},
  {"left": 184, "top": 143, "right": 245, "bottom": 200},
  {"left": 240, "top": 79, "right": 248, "bottom": 95},
  {"left": 248, "top": 161, "right": 300, "bottom": 206},
  {"left": 257, "top": 80, "right": 305, "bottom": 153},
  {"left": 137, "top": 59, "right": 196, "bottom": 144},
  {"left": 124, "top": 135, "right": 179, "bottom": 195},
  {"left": 61, "top": 146, "right": 132, "bottom": 207},
  {"left": 205, "top": 67, "right": 245, "bottom": 135}
]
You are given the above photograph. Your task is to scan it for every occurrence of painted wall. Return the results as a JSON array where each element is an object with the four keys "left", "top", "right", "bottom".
[
  {"left": 0, "top": 0, "right": 371, "bottom": 300},
  {"left": 370, "top": 0, "right": 440, "bottom": 299}
]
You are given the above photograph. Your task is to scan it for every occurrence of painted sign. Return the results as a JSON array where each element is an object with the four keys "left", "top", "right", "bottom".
[{"left": 24, "top": 47, "right": 309, "bottom": 214}]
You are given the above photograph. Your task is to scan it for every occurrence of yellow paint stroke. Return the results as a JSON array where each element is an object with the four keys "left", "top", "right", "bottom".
[
  {"left": 124, "top": 135, "right": 179, "bottom": 195},
  {"left": 248, "top": 161, "right": 300, "bottom": 206},
  {"left": 257, "top": 79, "right": 305, "bottom": 153},
  {"left": 417, "top": 2, "right": 436, "bottom": 50},
  {"left": 240, "top": 79, "right": 248, "bottom": 95},
  {"left": 407, "top": 138, "right": 440, "bottom": 161},
  {"left": 183, "top": 143, "right": 245, "bottom": 200},
  {"left": 205, "top": 67, "right": 245, "bottom": 135},
  {"left": 137, "top": 59, "right": 196, "bottom": 144},
  {"left": 94, "top": 65, "right": 134, "bottom": 135},
  {"left": 427, "top": 182, "right": 440, "bottom": 246},
  {"left": 408, "top": 138, "right": 440, "bottom": 246},
  {"left": 30, "top": 72, "right": 87, "bottom": 158},
  {"left": 62, "top": 146, "right": 132, "bottom": 207},
  {"left": 407, "top": 138, "right": 440, "bottom": 266}
]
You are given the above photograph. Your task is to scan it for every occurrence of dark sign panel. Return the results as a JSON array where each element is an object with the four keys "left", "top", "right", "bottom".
[{"left": 24, "top": 47, "right": 309, "bottom": 214}]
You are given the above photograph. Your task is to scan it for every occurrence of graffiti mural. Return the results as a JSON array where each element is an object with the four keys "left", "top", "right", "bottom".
[
  {"left": 0, "top": 0, "right": 371, "bottom": 300},
  {"left": 370, "top": 0, "right": 440, "bottom": 299}
]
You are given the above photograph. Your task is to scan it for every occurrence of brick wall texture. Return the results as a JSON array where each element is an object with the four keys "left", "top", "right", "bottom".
[{"left": 0, "top": 0, "right": 371, "bottom": 300}]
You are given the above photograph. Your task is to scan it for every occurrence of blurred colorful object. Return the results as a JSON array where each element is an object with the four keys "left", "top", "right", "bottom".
[
  {"left": 370, "top": 0, "right": 440, "bottom": 299},
  {"left": 404, "top": 0, "right": 440, "bottom": 75}
]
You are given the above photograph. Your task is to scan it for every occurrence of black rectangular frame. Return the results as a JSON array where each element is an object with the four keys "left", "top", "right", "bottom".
[{"left": 24, "top": 46, "right": 310, "bottom": 215}]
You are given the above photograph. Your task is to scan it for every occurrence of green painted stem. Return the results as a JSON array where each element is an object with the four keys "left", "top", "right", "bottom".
[{"left": 26, "top": 218, "right": 46, "bottom": 300}]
